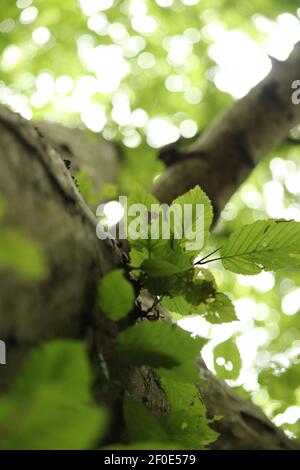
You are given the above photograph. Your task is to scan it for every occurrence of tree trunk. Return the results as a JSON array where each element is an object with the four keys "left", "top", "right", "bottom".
[
  {"left": 1, "top": 43, "right": 300, "bottom": 450},
  {"left": 0, "top": 105, "right": 120, "bottom": 387}
]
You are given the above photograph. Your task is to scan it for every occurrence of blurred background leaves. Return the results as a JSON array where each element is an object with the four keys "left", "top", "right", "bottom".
[{"left": 0, "top": 341, "right": 108, "bottom": 449}]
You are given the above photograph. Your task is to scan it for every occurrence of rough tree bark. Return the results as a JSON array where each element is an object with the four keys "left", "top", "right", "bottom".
[
  {"left": 1, "top": 43, "right": 300, "bottom": 450},
  {"left": 0, "top": 105, "right": 120, "bottom": 388},
  {"left": 0, "top": 104, "right": 170, "bottom": 435}
]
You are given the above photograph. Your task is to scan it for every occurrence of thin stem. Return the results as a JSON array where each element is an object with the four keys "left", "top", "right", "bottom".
[
  {"left": 194, "top": 246, "right": 222, "bottom": 265},
  {"left": 197, "top": 256, "right": 224, "bottom": 265}
]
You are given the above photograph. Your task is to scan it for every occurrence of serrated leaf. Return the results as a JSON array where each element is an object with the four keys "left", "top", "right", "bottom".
[
  {"left": 160, "top": 379, "right": 218, "bottom": 449},
  {"left": 171, "top": 186, "right": 213, "bottom": 253},
  {"left": 213, "top": 338, "right": 241, "bottom": 381},
  {"left": 221, "top": 220, "right": 300, "bottom": 275},
  {"left": 141, "top": 259, "right": 184, "bottom": 277},
  {"left": 162, "top": 295, "right": 200, "bottom": 316},
  {"left": 129, "top": 239, "right": 168, "bottom": 271},
  {"left": 123, "top": 395, "right": 217, "bottom": 450},
  {"left": 160, "top": 378, "right": 206, "bottom": 418},
  {"left": 145, "top": 273, "right": 188, "bottom": 297},
  {"left": 116, "top": 321, "right": 206, "bottom": 383},
  {"left": 131, "top": 237, "right": 192, "bottom": 271},
  {"left": 205, "top": 293, "right": 237, "bottom": 324},
  {"left": 161, "top": 410, "right": 215, "bottom": 450},
  {"left": 197, "top": 267, "right": 217, "bottom": 288},
  {"left": 98, "top": 269, "right": 135, "bottom": 321},
  {"left": 185, "top": 280, "right": 215, "bottom": 305},
  {"left": 127, "top": 188, "right": 159, "bottom": 209},
  {"left": 126, "top": 189, "right": 160, "bottom": 244},
  {"left": 123, "top": 398, "right": 169, "bottom": 443},
  {"left": 0, "top": 341, "right": 107, "bottom": 450},
  {"left": 129, "top": 246, "right": 148, "bottom": 274}
]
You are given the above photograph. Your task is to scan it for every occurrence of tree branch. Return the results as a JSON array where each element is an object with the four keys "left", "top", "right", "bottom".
[
  {"left": 153, "top": 42, "right": 300, "bottom": 218},
  {"left": 197, "top": 359, "right": 300, "bottom": 449}
]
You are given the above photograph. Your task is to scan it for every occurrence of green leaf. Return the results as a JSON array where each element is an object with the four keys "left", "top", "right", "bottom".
[
  {"left": 141, "top": 259, "right": 185, "bottom": 277},
  {"left": 98, "top": 269, "right": 135, "bottom": 321},
  {"left": 116, "top": 321, "right": 206, "bottom": 383},
  {"left": 127, "top": 187, "right": 159, "bottom": 209},
  {"left": 14, "top": 340, "right": 91, "bottom": 399},
  {"left": 161, "top": 410, "right": 213, "bottom": 450},
  {"left": 130, "top": 238, "right": 194, "bottom": 297},
  {"left": 162, "top": 292, "right": 236, "bottom": 324},
  {"left": 159, "top": 379, "right": 218, "bottom": 449},
  {"left": 145, "top": 273, "right": 189, "bottom": 297},
  {"left": 258, "top": 363, "right": 300, "bottom": 408},
  {"left": 0, "top": 228, "right": 48, "bottom": 280},
  {"left": 123, "top": 398, "right": 169, "bottom": 443},
  {"left": 162, "top": 295, "right": 199, "bottom": 316},
  {"left": 0, "top": 341, "right": 108, "bottom": 450},
  {"left": 205, "top": 293, "right": 237, "bottom": 324},
  {"left": 127, "top": 188, "right": 159, "bottom": 241},
  {"left": 185, "top": 280, "right": 215, "bottom": 305},
  {"left": 130, "top": 239, "right": 170, "bottom": 272},
  {"left": 76, "top": 170, "right": 95, "bottom": 203},
  {"left": 98, "top": 184, "right": 119, "bottom": 201},
  {"left": 131, "top": 237, "right": 192, "bottom": 272},
  {"left": 213, "top": 338, "right": 241, "bottom": 381},
  {"left": 160, "top": 378, "right": 206, "bottom": 418},
  {"left": 129, "top": 187, "right": 213, "bottom": 274},
  {"left": 221, "top": 220, "right": 300, "bottom": 275},
  {"left": 129, "top": 245, "right": 148, "bottom": 273},
  {"left": 171, "top": 186, "right": 213, "bottom": 252},
  {"left": 123, "top": 394, "right": 217, "bottom": 450}
]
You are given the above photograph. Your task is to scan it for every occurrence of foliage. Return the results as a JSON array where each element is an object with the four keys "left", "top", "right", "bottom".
[
  {"left": 213, "top": 338, "right": 241, "bottom": 381},
  {"left": 1, "top": 0, "right": 298, "bottom": 196},
  {"left": 97, "top": 184, "right": 300, "bottom": 448},
  {"left": 0, "top": 341, "right": 108, "bottom": 450},
  {"left": 127, "top": 186, "right": 239, "bottom": 324},
  {"left": 221, "top": 220, "right": 300, "bottom": 275},
  {"left": 116, "top": 321, "right": 207, "bottom": 382},
  {"left": 98, "top": 268, "right": 135, "bottom": 321},
  {"left": 123, "top": 394, "right": 217, "bottom": 450},
  {"left": 258, "top": 362, "right": 300, "bottom": 439}
]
